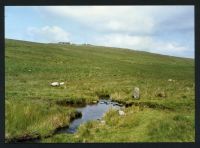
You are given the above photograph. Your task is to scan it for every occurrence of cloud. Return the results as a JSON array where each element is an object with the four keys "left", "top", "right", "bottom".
[
  {"left": 27, "top": 25, "right": 70, "bottom": 43},
  {"left": 37, "top": 6, "right": 157, "bottom": 34},
  {"left": 93, "top": 33, "right": 190, "bottom": 57},
  {"left": 38, "top": 6, "right": 193, "bottom": 35}
]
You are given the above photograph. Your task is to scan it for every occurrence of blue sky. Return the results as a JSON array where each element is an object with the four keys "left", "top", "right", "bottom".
[{"left": 5, "top": 6, "right": 194, "bottom": 58}]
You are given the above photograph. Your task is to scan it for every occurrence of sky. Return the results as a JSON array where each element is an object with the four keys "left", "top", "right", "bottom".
[{"left": 5, "top": 6, "right": 194, "bottom": 58}]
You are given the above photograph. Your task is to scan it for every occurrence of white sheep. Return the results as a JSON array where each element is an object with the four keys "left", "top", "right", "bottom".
[
  {"left": 168, "top": 79, "right": 173, "bottom": 82},
  {"left": 50, "top": 82, "right": 60, "bottom": 86},
  {"left": 59, "top": 82, "right": 65, "bottom": 85}
]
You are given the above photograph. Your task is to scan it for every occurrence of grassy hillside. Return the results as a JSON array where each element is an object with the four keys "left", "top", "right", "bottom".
[{"left": 5, "top": 39, "right": 194, "bottom": 142}]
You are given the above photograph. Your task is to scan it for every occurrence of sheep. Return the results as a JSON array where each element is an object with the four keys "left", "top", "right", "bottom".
[
  {"left": 59, "top": 82, "right": 65, "bottom": 85},
  {"left": 50, "top": 82, "right": 60, "bottom": 87}
]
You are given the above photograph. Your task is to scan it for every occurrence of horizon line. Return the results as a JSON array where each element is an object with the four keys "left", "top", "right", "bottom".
[{"left": 5, "top": 38, "right": 194, "bottom": 60}]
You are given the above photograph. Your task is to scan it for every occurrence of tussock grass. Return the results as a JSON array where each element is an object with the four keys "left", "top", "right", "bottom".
[{"left": 5, "top": 99, "right": 78, "bottom": 142}]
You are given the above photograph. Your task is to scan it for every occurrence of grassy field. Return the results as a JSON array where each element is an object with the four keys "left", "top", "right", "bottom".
[{"left": 5, "top": 39, "right": 194, "bottom": 142}]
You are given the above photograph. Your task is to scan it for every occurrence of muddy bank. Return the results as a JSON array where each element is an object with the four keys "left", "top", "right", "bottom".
[
  {"left": 109, "top": 99, "right": 172, "bottom": 110},
  {"left": 5, "top": 133, "right": 41, "bottom": 143},
  {"left": 56, "top": 98, "right": 87, "bottom": 107}
]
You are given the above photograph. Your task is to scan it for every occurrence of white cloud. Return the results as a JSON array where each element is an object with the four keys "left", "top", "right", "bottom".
[
  {"left": 94, "top": 34, "right": 151, "bottom": 49},
  {"left": 38, "top": 6, "right": 193, "bottom": 34},
  {"left": 93, "top": 33, "right": 190, "bottom": 57},
  {"left": 38, "top": 6, "right": 158, "bottom": 34},
  {"left": 27, "top": 25, "right": 70, "bottom": 43}
]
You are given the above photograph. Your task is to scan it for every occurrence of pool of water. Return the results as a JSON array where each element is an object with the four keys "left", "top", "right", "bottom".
[{"left": 57, "top": 99, "right": 123, "bottom": 134}]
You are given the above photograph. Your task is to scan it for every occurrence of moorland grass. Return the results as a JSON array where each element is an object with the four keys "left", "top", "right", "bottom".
[
  {"left": 42, "top": 107, "right": 194, "bottom": 142},
  {"left": 5, "top": 39, "right": 194, "bottom": 142},
  {"left": 5, "top": 99, "right": 80, "bottom": 142}
]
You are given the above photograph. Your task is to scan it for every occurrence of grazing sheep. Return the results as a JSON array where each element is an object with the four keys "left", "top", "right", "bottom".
[
  {"left": 59, "top": 82, "right": 65, "bottom": 85},
  {"left": 168, "top": 79, "right": 173, "bottom": 82},
  {"left": 168, "top": 79, "right": 175, "bottom": 82},
  {"left": 50, "top": 82, "right": 60, "bottom": 86}
]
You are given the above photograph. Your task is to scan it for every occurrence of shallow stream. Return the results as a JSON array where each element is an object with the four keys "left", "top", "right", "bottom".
[{"left": 57, "top": 99, "right": 123, "bottom": 134}]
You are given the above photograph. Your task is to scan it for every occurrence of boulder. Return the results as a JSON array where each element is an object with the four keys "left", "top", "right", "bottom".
[
  {"left": 100, "top": 120, "right": 106, "bottom": 124},
  {"left": 118, "top": 104, "right": 123, "bottom": 107},
  {"left": 118, "top": 110, "right": 125, "bottom": 116},
  {"left": 132, "top": 87, "right": 140, "bottom": 99},
  {"left": 104, "top": 101, "right": 109, "bottom": 105}
]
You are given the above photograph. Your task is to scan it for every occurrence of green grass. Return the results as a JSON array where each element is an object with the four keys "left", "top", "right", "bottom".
[
  {"left": 5, "top": 99, "right": 80, "bottom": 142},
  {"left": 42, "top": 107, "right": 194, "bottom": 142},
  {"left": 5, "top": 39, "right": 194, "bottom": 142}
]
